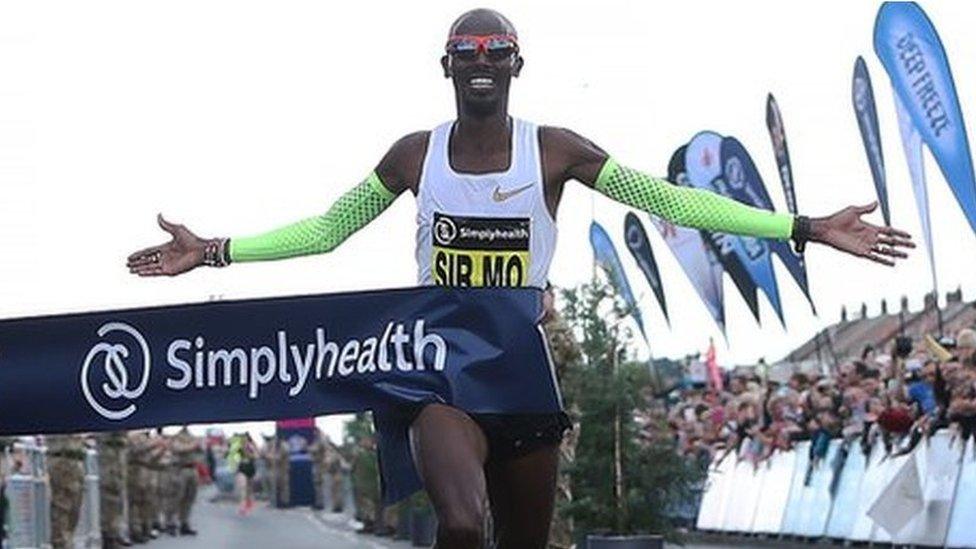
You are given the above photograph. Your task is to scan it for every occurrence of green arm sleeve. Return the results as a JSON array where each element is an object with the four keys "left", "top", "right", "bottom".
[
  {"left": 229, "top": 172, "right": 397, "bottom": 263},
  {"left": 594, "top": 158, "right": 794, "bottom": 239}
]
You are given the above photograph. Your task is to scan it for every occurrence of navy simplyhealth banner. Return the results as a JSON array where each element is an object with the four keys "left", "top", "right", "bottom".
[{"left": 0, "top": 286, "right": 562, "bottom": 436}]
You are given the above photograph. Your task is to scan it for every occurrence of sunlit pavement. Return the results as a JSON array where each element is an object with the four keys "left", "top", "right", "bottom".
[
  {"left": 137, "top": 487, "right": 845, "bottom": 549},
  {"left": 147, "top": 487, "right": 409, "bottom": 549}
]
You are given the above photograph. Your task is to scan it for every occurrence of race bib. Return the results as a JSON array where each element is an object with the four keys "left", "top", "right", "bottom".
[{"left": 431, "top": 212, "right": 530, "bottom": 287}]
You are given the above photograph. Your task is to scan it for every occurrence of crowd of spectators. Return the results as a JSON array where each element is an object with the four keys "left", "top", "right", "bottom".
[{"left": 667, "top": 328, "right": 976, "bottom": 467}]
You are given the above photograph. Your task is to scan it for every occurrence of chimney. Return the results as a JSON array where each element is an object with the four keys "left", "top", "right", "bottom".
[
  {"left": 861, "top": 302, "right": 868, "bottom": 319},
  {"left": 881, "top": 299, "right": 888, "bottom": 315},
  {"left": 901, "top": 295, "right": 909, "bottom": 313},
  {"left": 841, "top": 306, "right": 848, "bottom": 323},
  {"left": 924, "top": 291, "right": 937, "bottom": 310}
]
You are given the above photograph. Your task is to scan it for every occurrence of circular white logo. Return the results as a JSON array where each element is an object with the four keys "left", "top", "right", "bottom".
[
  {"left": 434, "top": 216, "right": 457, "bottom": 246},
  {"left": 724, "top": 157, "right": 745, "bottom": 190},
  {"left": 80, "top": 322, "right": 151, "bottom": 420},
  {"left": 626, "top": 224, "right": 642, "bottom": 248}
]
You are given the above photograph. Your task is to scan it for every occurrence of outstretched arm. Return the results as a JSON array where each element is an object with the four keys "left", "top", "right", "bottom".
[
  {"left": 593, "top": 157, "right": 794, "bottom": 239},
  {"left": 127, "top": 131, "right": 428, "bottom": 276},
  {"left": 227, "top": 172, "right": 396, "bottom": 263},
  {"left": 541, "top": 127, "right": 913, "bottom": 266}
]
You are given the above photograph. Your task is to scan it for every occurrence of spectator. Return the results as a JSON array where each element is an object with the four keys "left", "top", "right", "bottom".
[{"left": 663, "top": 327, "right": 976, "bottom": 465}]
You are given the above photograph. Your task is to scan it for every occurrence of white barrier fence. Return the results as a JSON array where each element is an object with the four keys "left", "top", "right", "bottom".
[
  {"left": 3, "top": 442, "right": 101, "bottom": 549},
  {"left": 3, "top": 441, "right": 49, "bottom": 549},
  {"left": 695, "top": 431, "right": 976, "bottom": 547}
]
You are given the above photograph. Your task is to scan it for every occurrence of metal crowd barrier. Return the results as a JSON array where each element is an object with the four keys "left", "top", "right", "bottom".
[
  {"left": 2, "top": 440, "right": 49, "bottom": 549},
  {"left": 2, "top": 442, "right": 103, "bottom": 549},
  {"left": 695, "top": 431, "right": 976, "bottom": 547}
]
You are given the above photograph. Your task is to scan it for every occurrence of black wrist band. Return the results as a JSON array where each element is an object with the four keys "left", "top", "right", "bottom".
[
  {"left": 222, "top": 239, "right": 232, "bottom": 265},
  {"left": 792, "top": 215, "right": 811, "bottom": 254},
  {"left": 203, "top": 238, "right": 230, "bottom": 268}
]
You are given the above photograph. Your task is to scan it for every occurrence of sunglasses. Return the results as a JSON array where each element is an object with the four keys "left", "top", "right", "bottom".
[{"left": 445, "top": 34, "right": 519, "bottom": 61}]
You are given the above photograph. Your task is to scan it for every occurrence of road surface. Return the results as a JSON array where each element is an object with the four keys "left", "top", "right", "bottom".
[{"left": 147, "top": 488, "right": 407, "bottom": 549}]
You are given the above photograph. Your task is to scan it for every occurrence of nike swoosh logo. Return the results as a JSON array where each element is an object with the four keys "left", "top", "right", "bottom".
[{"left": 492, "top": 183, "right": 534, "bottom": 202}]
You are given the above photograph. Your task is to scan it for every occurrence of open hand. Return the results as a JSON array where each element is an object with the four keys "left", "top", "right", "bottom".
[
  {"left": 811, "top": 202, "right": 914, "bottom": 266},
  {"left": 127, "top": 214, "right": 208, "bottom": 276}
]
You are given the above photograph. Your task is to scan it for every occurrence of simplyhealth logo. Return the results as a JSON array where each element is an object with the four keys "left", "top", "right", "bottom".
[
  {"left": 81, "top": 319, "right": 447, "bottom": 421},
  {"left": 81, "top": 322, "right": 152, "bottom": 420}
]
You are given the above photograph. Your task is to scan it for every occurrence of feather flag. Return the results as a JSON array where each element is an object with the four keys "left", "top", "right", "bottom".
[
  {"left": 765, "top": 93, "right": 798, "bottom": 215},
  {"left": 852, "top": 56, "right": 891, "bottom": 226},
  {"left": 590, "top": 221, "right": 647, "bottom": 343},
  {"left": 624, "top": 212, "right": 670, "bottom": 327},
  {"left": 875, "top": 1, "right": 976, "bottom": 255},
  {"left": 719, "top": 136, "right": 815, "bottom": 314},
  {"left": 662, "top": 145, "right": 729, "bottom": 337},
  {"left": 686, "top": 131, "right": 786, "bottom": 326},
  {"left": 705, "top": 338, "right": 723, "bottom": 393}
]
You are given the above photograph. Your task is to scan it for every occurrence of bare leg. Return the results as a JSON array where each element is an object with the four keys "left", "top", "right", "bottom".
[
  {"left": 410, "top": 404, "right": 489, "bottom": 549},
  {"left": 487, "top": 444, "right": 560, "bottom": 549}
]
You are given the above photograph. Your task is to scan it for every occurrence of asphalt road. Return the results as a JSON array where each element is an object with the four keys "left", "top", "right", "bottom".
[
  {"left": 146, "top": 489, "right": 408, "bottom": 549},
  {"left": 136, "top": 487, "right": 847, "bottom": 549}
]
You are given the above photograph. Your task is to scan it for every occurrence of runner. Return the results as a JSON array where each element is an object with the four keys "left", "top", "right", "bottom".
[
  {"left": 228, "top": 433, "right": 258, "bottom": 516},
  {"left": 126, "top": 9, "right": 914, "bottom": 548}
]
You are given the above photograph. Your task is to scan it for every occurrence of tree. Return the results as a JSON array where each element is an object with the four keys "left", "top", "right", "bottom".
[{"left": 560, "top": 278, "right": 705, "bottom": 540}]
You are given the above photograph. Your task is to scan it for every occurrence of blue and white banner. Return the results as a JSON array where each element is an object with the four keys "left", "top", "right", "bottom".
[
  {"left": 652, "top": 219, "right": 726, "bottom": 337},
  {"left": 895, "top": 93, "right": 939, "bottom": 293},
  {"left": 590, "top": 220, "right": 647, "bottom": 342},
  {"left": 685, "top": 131, "right": 785, "bottom": 326},
  {"left": 875, "top": 1, "right": 976, "bottom": 237},
  {"left": 624, "top": 212, "right": 670, "bottom": 328},
  {"left": 766, "top": 93, "right": 798, "bottom": 215},
  {"left": 852, "top": 55, "right": 891, "bottom": 226},
  {"left": 720, "top": 136, "right": 815, "bottom": 314},
  {"left": 665, "top": 145, "right": 728, "bottom": 335},
  {"left": 0, "top": 287, "right": 562, "bottom": 502},
  {"left": 672, "top": 144, "right": 761, "bottom": 325}
]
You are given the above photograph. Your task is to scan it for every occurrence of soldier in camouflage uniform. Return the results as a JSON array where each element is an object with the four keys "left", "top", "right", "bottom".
[
  {"left": 328, "top": 444, "right": 349, "bottom": 513},
  {"left": 126, "top": 431, "right": 152, "bottom": 544},
  {"left": 275, "top": 438, "right": 290, "bottom": 508},
  {"left": 46, "top": 434, "right": 87, "bottom": 549},
  {"left": 1, "top": 436, "right": 10, "bottom": 545},
  {"left": 542, "top": 285, "right": 582, "bottom": 549},
  {"left": 95, "top": 432, "right": 128, "bottom": 548},
  {"left": 308, "top": 429, "right": 328, "bottom": 510},
  {"left": 145, "top": 432, "right": 167, "bottom": 538},
  {"left": 348, "top": 416, "right": 379, "bottom": 533},
  {"left": 159, "top": 434, "right": 181, "bottom": 536},
  {"left": 171, "top": 427, "right": 200, "bottom": 535}
]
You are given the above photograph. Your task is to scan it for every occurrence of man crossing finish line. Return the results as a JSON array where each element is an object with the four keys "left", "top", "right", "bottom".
[{"left": 127, "top": 9, "right": 914, "bottom": 548}]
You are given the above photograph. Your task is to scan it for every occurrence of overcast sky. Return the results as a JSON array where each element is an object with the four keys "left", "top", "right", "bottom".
[{"left": 2, "top": 0, "right": 974, "bottom": 440}]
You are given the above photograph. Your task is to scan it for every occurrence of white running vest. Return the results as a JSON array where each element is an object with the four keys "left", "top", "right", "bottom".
[{"left": 415, "top": 117, "right": 557, "bottom": 289}]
